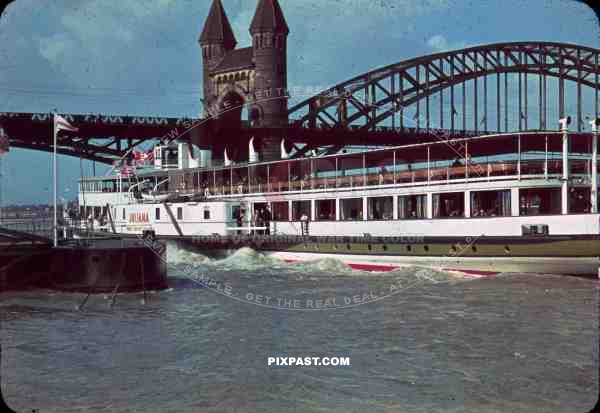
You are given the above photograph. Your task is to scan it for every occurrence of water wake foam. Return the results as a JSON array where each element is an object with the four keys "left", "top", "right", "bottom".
[
  {"left": 288, "top": 257, "right": 356, "bottom": 275},
  {"left": 166, "top": 242, "right": 211, "bottom": 266},
  {"left": 166, "top": 242, "right": 477, "bottom": 280}
]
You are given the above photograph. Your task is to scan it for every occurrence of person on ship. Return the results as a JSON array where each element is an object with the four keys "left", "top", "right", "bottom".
[
  {"left": 237, "top": 209, "right": 245, "bottom": 235},
  {"left": 253, "top": 209, "right": 262, "bottom": 235},
  {"left": 264, "top": 205, "right": 272, "bottom": 235},
  {"left": 300, "top": 213, "right": 310, "bottom": 236}
]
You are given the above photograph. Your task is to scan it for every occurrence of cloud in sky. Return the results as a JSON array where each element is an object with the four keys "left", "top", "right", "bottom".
[{"left": 426, "top": 34, "right": 467, "bottom": 52}]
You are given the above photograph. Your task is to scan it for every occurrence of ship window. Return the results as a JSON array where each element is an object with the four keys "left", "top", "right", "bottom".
[
  {"left": 177, "top": 207, "right": 183, "bottom": 220},
  {"left": 471, "top": 190, "right": 511, "bottom": 217},
  {"left": 271, "top": 202, "right": 289, "bottom": 221},
  {"left": 519, "top": 188, "right": 561, "bottom": 216},
  {"left": 155, "top": 208, "right": 160, "bottom": 221},
  {"left": 315, "top": 199, "right": 336, "bottom": 221},
  {"left": 433, "top": 192, "right": 464, "bottom": 218},
  {"left": 367, "top": 196, "right": 393, "bottom": 220},
  {"left": 204, "top": 208, "right": 210, "bottom": 220},
  {"left": 292, "top": 201, "right": 311, "bottom": 221},
  {"left": 340, "top": 198, "right": 363, "bottom": 221},
  {"left": 398, "top": 195, "right": 426, "bottom": 219}
]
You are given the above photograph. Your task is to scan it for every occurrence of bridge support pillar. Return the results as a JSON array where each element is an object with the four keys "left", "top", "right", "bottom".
[
  {"left": 591, "top": 120, "right": 598, "bottom": 214},
  {"left": 561, "top": 125, "right": 569, "bottom": 215}
]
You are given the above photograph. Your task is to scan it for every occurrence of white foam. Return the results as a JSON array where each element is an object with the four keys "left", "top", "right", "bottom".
[
  {"left": 214, "top": 247, "right": 283, "bottom": 270},
  {"left": 166, "top": 242, "right": 211, "bottom": 266}
]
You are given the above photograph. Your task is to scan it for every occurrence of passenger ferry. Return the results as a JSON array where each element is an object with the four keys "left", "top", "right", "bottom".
[{"left": 78, "top": 120, "right": 600, "bottom": 277}]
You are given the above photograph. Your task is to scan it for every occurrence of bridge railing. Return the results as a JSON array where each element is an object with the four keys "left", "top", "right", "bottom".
[
  {"left": 0, "top": 217, "right": 116, "bottom": 244},
  {"left": 0, "top": 218, "right": 54, "bottom": 240}
]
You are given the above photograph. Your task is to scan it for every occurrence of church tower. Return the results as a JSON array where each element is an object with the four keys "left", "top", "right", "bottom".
[
  {"left": 199, "top": 0, "right": 237, "bottom": 108},
  {"left": 198, "top": 0, "right": 289, "bottom": 161},
  {"left": 249, "top": 0, "right": 289, "bottom": 128}
]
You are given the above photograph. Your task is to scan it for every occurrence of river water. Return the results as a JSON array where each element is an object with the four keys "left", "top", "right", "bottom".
[{"left": 1, "top": 244, "right": 597, "bottom": 412}]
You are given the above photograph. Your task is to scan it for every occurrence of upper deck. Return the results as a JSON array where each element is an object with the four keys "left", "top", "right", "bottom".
[{"left": 80, "top": 130, "right": 598, "bottom": 203}]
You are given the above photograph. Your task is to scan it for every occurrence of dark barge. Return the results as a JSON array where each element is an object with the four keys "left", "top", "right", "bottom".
[{"left": 0, "top": 228, "right": 167, "bottom": 293}]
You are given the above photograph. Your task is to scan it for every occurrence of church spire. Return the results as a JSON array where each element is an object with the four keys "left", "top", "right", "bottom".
[
  {"left": 199, "top": 0, "right": 237, "bottom": 50},
  {"left": 250, "top": 0, "right": 289, "bottom": 34}
]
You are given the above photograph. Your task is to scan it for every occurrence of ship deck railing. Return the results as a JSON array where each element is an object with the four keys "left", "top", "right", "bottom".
[{"left": 81, "top": 157, "right": 597, "bottom": 202}]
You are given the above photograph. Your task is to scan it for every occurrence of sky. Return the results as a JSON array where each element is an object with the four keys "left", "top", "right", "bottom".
[{"left": 0, "top": 0, "right": 599, "bottom": 204}]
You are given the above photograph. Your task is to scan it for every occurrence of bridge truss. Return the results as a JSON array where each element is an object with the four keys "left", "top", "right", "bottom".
[
  {"left": 289, "top": 42, "right": 600, "bottom": 135},
  {"left": 1, "top": 42, "right": 598, "bottom": 163}
]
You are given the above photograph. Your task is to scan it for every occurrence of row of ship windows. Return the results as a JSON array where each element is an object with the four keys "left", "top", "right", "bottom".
[
  {"left": 118, "top": 187, "right": 592, "bottom": 223},
  {"left": 266, "top": 187, "right": 592, "bottom": 221},
  {"left": 301, "top": 243, "right": 513, "bottom": 255}
]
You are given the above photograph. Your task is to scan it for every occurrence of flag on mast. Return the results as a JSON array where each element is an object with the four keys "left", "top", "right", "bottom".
[
  {"left": 52, "top": 114, "right": 78, "bottom": 247},
  {"left": 54, "top": 114, "right": 79, "bottom": 134}
]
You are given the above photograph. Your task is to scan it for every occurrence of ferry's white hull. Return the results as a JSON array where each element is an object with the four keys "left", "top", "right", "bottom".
[{"left": 266, "top": 251, "right": 600, "bottom": 277}]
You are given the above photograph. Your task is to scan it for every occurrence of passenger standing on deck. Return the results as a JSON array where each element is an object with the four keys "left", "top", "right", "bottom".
[
  {"left": 253, "top": 209, "right": 261, "bottom": 235},
  {"left": 237, "top": 209, "right": 245, "bottom": 235},
  {"left": 300, "top": 213, "right": 310, "bottom": 236},
  {"left": 264, "top": 205, "right": 272, "bottom": 235}
]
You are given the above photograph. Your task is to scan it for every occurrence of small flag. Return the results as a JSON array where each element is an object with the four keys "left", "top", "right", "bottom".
[
  {"left": 132, "top": 150, "right": 155, "bottom": 166},
  {"left": 120, "top": 165, "right": 135, "bottom": 177},
  {"left": 0, "top": 126, "right": 9, "bottom": 155},
  {"left": 145, "top": 150, "right": 155, "bottom": 162},
  {"left": 54, "top": 114, "right": 79, "bottom": 133}
]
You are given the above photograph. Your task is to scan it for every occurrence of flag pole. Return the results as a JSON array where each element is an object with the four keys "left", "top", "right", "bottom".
[{"left": 53, "top": 115, "right": 58, "bottom": 247}]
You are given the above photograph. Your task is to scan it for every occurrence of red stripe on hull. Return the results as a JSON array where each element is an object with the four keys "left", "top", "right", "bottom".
[{"left": 282, "top": 259, "right": 497, "bottom": 277}]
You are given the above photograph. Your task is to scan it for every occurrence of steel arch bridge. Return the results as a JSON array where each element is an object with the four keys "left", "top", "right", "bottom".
[
  {"left": 1, "top": 41, "right": 599, "bottom": 164},
  {"left": 288, "top": 42, "right": 600, "bottom": 135}
]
